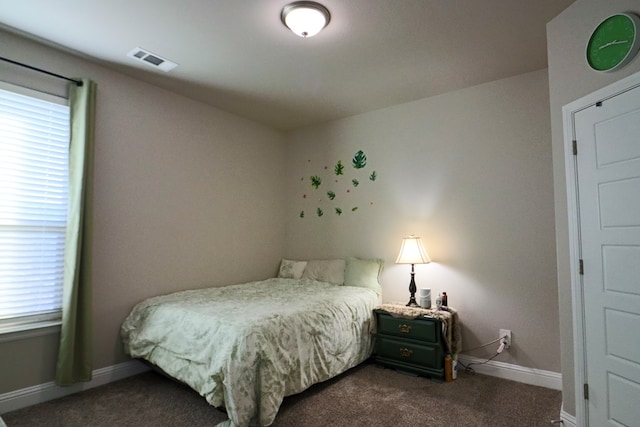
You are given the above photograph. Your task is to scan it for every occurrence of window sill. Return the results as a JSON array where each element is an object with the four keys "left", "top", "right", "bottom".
[{"left": 0, "top": 321, "right": 62, "bottom": 343}]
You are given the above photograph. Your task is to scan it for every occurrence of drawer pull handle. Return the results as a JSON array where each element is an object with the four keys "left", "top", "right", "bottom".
[
  {"left": 398, "top": 324, "right": 412, "bottom": 333},
  {"left": 399, "top": 348, "right": 413, "bottom": 358}
]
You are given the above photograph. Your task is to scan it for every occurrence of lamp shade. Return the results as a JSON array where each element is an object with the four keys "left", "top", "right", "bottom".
[
  {"left": 396, "top": 235, "right": 431, "bottom": 264},
  {"left": 281, "top": 1, "right": 331, "bottom": 37}
]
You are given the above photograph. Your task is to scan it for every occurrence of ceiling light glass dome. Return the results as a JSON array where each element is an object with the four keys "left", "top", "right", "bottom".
[{"left": 281, "top": 1, "right": 331, "bottom": 38}]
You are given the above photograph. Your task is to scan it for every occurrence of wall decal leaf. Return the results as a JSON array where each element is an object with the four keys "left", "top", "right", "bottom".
[
  {"left": 369, "top": 171, "right": 377, "bottom": 181},
  {"left": 352, "top": 179, "right": 359, "bottom": 187},
  {"left": 351, "top": 207, "right": 358, "bottom": 212},
  {"left": 334, "top": 160, "right": 344, "bottom": 175},
  {"left": 327, "top": 191, "right": 336, "bottom": 200},
  {"left": 300, "top": 210, "right": 305, "bottom": 218},
  {"left": 352, "top": 150, "right": 367, "bottom": 169},
  {"left": 335, "top": 207, "right": 342, "bottom": 215},
  {"left": 310, "top": 175, "right": 322, "bottom": 189},
  {"left": 316, "top": 208, "right": 324, "bottom": 217}
]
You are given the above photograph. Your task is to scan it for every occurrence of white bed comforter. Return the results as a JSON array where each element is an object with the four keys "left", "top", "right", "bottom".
[{"left": 121, "top": 278, "right": 378, "bottom": 427}]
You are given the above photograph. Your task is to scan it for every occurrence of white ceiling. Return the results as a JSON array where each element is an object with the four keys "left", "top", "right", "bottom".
[{"left": 0, "top": 0, "right": 576, "bottom": 131}]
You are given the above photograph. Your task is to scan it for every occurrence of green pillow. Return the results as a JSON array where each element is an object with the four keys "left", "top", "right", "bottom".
[{"left": 344, "top": 257, "right": 383, "bottom": 294}]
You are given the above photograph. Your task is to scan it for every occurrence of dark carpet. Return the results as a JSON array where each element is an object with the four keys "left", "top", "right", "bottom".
[{"left": 2, "top": 362, "right": 561, "bottom": 426}]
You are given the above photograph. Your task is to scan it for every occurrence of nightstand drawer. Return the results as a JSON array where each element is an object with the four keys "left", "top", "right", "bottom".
[
  {"left": 376, "top": 336, "right": 443, "bottom": 370},
  {"left": 377, "top": 314, "right": 439, "bottom": 343}
]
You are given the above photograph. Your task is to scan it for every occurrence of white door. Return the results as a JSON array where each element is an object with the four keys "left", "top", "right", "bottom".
[{"left": 574, "top": 84, "right": 640, "bottom": 426}]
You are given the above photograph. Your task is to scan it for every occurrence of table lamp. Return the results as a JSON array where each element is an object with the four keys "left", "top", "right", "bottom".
[{"left": 396, "top": 235, "right": 431, "bottom": 307}]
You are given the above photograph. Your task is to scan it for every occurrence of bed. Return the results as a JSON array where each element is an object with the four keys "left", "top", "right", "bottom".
[{"left": 120, "top": 257, "right": 383, "bottom": 427}]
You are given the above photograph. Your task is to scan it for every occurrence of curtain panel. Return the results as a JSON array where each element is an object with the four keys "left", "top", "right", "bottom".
[{"left": 55, "top": 78, "right": 97, "bottom": 386}]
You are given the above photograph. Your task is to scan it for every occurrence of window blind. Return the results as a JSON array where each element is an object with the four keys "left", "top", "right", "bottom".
[{"left": 0, "top": 83, "right": 70, "bottom": 328}]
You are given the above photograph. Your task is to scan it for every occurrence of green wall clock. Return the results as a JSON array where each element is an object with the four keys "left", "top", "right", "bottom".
[{"left": 586, "top": 13, "right": 640, "bottom": 72}]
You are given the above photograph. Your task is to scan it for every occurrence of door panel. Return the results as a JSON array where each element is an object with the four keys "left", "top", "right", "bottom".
[
  {"left": 595, "top": 109, "right": 640, "bottom": 167},
  {"left": 604, "top": 309, "right": 640, "bottom": 366},
  {"left": 575, "top": 84, "right": 640, "bottom": 426},
  {"left": 608, "top": 374, "right": 640, "bottom": 427},
  {"left": 603, "top": 245, "right": 640, "bottom": 294},
  {"left": 598, "top": 178, "right": 640, "bottom": 227}
]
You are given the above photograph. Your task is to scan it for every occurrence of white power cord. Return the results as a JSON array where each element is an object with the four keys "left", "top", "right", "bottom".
[
  {"left": 458, "top": 333, "right": 509, "bottom": 374},
  {"left": 496, "top": 333, "right": 509, "bottom": 353}
]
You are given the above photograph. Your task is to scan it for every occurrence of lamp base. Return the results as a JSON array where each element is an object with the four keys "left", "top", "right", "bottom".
[
  {"left": 406, "top": 266, "right": 419, "bottom": 307},
  {"left": 406, "top": 297, "right": 420, "bottom": 308}
]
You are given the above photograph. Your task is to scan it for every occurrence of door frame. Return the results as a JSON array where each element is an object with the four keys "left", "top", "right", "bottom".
[{"left": 562, "top": 70, "right": 640, "bottom": 426}]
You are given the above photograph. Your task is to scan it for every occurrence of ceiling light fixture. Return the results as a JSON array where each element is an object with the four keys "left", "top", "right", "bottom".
[{"left": 281, "top": 1, "right": 331, "bottom": 38}]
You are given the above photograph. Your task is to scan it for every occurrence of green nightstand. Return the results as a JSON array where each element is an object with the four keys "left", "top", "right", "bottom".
[{"left": 373, "top": 308, "right": 446, "bottom": 380}]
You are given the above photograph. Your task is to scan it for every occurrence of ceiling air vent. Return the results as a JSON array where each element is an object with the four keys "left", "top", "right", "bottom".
[{"left": 127, "top": 47, "right": 178, "bottom": 72}]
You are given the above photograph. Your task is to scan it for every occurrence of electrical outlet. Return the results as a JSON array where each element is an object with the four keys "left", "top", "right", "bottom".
[{"left": 499, "top": 329, "right": 511, "bottom": 349}]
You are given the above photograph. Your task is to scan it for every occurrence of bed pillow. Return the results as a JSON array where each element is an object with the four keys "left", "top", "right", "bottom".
[
  {"left": 301, "top": 259, "right": 345, "bottom": 285},
  {"left": 277, "top": 259, "right": 308, "bottom": 279},
  {"left": 344, "top": 257, "right": 384, "bottom": 293}
]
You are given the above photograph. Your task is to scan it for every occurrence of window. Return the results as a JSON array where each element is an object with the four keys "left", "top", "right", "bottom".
[{"left": 0, "top": 82, "right": 70, "bottom": 333}]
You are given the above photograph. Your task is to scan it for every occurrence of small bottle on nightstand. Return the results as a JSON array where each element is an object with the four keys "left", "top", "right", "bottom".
[{"left": 442, "top": 292, "right": 448, "bottom": 307}]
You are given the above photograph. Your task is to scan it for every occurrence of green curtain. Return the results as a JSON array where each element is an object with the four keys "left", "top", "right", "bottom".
[{"left": 55, "top": 78, "right": 97, "bottom": 386}]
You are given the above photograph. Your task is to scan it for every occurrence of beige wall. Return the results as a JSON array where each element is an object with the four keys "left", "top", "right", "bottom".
[
  {"left": 284, "top": 69, "right": 560, "bottom": 373},
  {"left": 0, "top": 29, "right": 287, "bottom": 393},
  {"left": 4, "top": 0, "right": 610, "bottom": 403},
  {"left": 547, "top": 0, "right": 640, "bottom": 417}
]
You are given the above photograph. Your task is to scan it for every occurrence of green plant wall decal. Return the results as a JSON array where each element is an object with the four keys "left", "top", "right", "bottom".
[
  {"left": 352, "top": 150, "right": 367, "bottom": 169},
  {"left": 298, "top": 150, "right": 378, "bottom": 219},
  {"left": 310, "top": 175, "right": 322, "bottom": 189}
]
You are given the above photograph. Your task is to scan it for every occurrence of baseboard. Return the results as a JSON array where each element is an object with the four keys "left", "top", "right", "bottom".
[
  {"left": 456, "top": 355, "right": 562, "bottom": 390},
  {"left": 560, "top": 406, "right": 577, "bottom": 427},
  {"left": 0, "top": 360, "right": 150, "bottom": 414}
]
